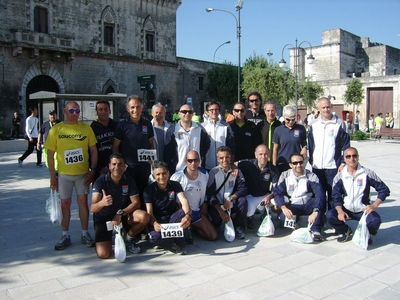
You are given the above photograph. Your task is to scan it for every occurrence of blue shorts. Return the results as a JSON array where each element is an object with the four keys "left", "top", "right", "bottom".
[{"left": 191, "top": 210, "right": 202, "bottom": 224}]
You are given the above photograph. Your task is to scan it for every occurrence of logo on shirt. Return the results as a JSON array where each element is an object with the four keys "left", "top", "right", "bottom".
[
  {"left": 142, "top": 126, "right": 148, "bottom": 134},
  {"left": 245, "top": 132, "right": 252, "bottom": 137},
  {"left": 357, "top": 178, "right": 363, "bottom": 186},
  {"left": 263, "top": 173, "right": 271, "bottom": 181},
  {"left": 229, "top": 180, "right": 234, "bottom": 188},
  {"left": 294, "top": 130, "right": 300, "bottom": 137},
  {"left": 122, "top": 185, "right": 128, "bottom": 195},
  {"left": 58, "top": 134, "right": 87, "bottom": 141},
  {"left": 329, "top": 129, "right": 334, "bottom": 137},
  {"left": 178, "top": 132, "right": 184, "bottom": 140},
  {"left": 288, "top": 184, "right": 295, "bottom": 191},
  {"left": 168, "top": 191, "right": 175, "bottom": 200}
]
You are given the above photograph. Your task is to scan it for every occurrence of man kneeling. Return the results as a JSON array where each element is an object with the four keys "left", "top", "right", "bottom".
[{"left": 91, "top": 153, "right": 150, "bottom": 259}]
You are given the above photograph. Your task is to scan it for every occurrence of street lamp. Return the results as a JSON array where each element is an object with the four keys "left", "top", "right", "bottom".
[
  {"left": 213, "top": 40, "right": 231, "bottom": 63},
  {"left": 206, "top": 0, "right": 243, "bottom": 102},
  {"left": 279, "top": 38, "right": 315, "bottom": 115}
]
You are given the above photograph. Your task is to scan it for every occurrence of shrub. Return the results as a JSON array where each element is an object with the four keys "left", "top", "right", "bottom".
[{"left": 350, "top": 130, "right": 369, "bottom": 140}]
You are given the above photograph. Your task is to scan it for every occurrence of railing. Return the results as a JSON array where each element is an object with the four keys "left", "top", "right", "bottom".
[{"left": 14, "top": 31, "right": 74, "bottom": 50}]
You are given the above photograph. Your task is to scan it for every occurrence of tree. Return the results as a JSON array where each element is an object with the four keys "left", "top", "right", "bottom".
[
  {"left": 205, "top": 62, "right": 238, "bottom": 107},
  {"left": 344, "top": 79, "right": 364, "bottom": 127},
  {"left": 298, "top": 78, "right": 324, "bottom": 110},
  {"left": 241, "top": 53, "right": 295, "bottom": 108}
]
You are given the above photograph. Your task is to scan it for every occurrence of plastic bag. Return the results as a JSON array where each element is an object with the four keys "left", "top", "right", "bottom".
[
  {"left": 45, "top": 189, "right": 62, "bottom": 226},
  {"left": 353, "top": 211, "right": 370, "bottom": 250},
  {"left": 224, "top": 209, "right": 235, "bottom": 242},
  {"left": 290, "top": 223, "right": 313, "bottom": 243},
  {"left": 257, "top": 208, "right": 275, "bottom": 237},
  {"left": 114, "top": 224, "right": 126, "bottom": 262}
]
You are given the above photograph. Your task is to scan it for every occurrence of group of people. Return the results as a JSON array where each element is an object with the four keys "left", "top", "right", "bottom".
[
  {"left": 367, "top": 112, "right": 395, "bottom": 139},
  {"left": 31, "top": 93, "right": 389, "bottom": 259}
]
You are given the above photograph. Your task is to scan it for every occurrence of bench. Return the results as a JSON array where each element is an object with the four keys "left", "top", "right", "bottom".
[{"left": 375, "top": 127, "right": 400, "bottom": 141}]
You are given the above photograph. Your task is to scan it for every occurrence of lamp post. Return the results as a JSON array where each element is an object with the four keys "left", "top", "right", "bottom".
[
  {"left": 279, "top": 38, "right": 315, "bottom": 115},
  {"left": 213, "top": 40, "right": 231, "bottom": 63},
  {"left": 206, "top": 0, "right": 243, "bottom": 102}
]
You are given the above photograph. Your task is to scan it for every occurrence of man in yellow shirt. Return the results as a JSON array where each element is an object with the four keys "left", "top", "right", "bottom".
[{"left": 45, "top": 101, "right": 98, "bottom": 250}]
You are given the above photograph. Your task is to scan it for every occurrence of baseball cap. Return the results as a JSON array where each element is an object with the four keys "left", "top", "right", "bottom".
[{"left": 49, "top": 110, "right": 57, "bottom": 115}]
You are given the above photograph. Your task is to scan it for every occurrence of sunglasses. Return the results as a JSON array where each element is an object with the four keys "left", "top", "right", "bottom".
[
  {"left": 180, "top": 110, "right": 193, "bottom": 114},
  {"left": 187, "top": 158, "right": 200, "bottom": 163},
  {"left": 249, "top": 99, "right": 259, "bottom": 103},
  {"left": 345, "top": 154, "right": 358, "bottom": 159},
  {"left": 233, "top": 109, "right": 245, "bottom": 113},
  {"left": 285, "top": 118, "right": 296, "bottom": 122},
  {"left": 291, "top": 161, "right": 304, "bottom": 165},
  {"left": 68, "top": 109, "right": 81, "bottom": 114}
]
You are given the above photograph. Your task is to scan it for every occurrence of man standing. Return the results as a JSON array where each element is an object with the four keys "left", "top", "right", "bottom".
[
  {"left": 11, "top": 111, "right": 21, "bottom": 139},
  {"left": 308, "top": 97, "right": 350, "bottom": 210},
  {"left": 257, "top": 101, "right": 282, "bottom": 158},
  {"left": 326, "top": 147, "right": 390, "bottom": 244},
  {"left": 207, "top": 146, "right": 248, "bottom": 239},
  {"left": 229, "top": 102, "right": 261, "bottom": 161},
  {"left": 164, "top": 104, "right": 210, "bottom": 174},
  {"left": 245, "top": 92, "right": 266, "bottom": 125},
  {"left": 45, "top": 101, "right": 98, "bottom": 250},
  {"left": 18, "top": 106, "right": 42, "bottom": 167},
  {"left": 91, "top": 153, "right": 150, "bottom": 258},
  {"left": 171, "top": 150, "right": 217, "bottom": 241},
  {"left": 273, "top": 153, "right": 325, "bottom": 241},
  {"left": 202, "top": 101, "right": 235, "bottom": 170},
  {"left": 151, "top": 103, "right": 171, "bottom": 162},
  {"left": 112, "top": 95, "right": 154, "bottom": 197},
  {"left": 354, "top": 110, "right": 360, "bottom": 131},
  {"left": 37, "top": 110, "right": 60, "bottom": 169},
  {"left": 90, "top": 100, "right": 118, "bottom": 180}
]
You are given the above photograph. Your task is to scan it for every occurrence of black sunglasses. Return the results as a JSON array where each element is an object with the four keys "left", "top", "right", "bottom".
[
  {"left": 285, "top": 118, "right": 296, "bottom": 122},
  {"left": 233, "top": 109, "right": 245, "bottom": 113},
  {"left": 345, "top": 154, "right": 358, "bottom": 159},
  {"left": 291, "top": 161, "right": 304, "bottom": 165},
  {"left": 180, "top": 110, "right": 193, "bottom": 114},
  {"left": 68, "top": 109, "right": 81, "bottom": 114},
  {"left": 187, "top": 158, "right": 200, "bottom": 163},
  {"left": 249, "top": 99, "right": 259, "bottom": 103}
]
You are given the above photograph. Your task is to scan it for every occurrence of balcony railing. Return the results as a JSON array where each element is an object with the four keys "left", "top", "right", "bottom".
[{"left": 13, "top": 31, "right": 74, "bottom": 51}]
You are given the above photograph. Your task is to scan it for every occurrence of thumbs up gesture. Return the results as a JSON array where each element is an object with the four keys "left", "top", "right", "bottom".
[{"left": 102, "top": 189, "right": 113, "bottom": 206}]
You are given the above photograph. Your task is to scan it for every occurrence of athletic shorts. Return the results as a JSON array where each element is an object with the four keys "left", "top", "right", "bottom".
[
  {"left": 191, "top": 210, "right": 202, "bottom": 224},
  {"left": 94, "top": 217, "right": 129, "bottom": 243},
  {"left": 58, "top": 174, "right": 88, "bottom": 199}
]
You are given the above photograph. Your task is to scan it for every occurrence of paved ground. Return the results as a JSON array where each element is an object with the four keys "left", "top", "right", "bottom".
[{"left": 1, "top": 139, "right": 400, "bottom": 300}]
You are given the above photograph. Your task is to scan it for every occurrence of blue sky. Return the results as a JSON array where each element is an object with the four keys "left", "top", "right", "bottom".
[{"left": 177, "top": 0, "right": 400, "bottom": 65}]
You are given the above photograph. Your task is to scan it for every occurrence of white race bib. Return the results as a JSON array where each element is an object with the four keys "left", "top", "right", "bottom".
[
  {"left": 284, "top": 215, "right": 297, "bottom": 229},
  {"left": 64, "top": 148, "right": 84, "bottom": 165},
  {"left": 160, "top": 223, "right": 184, "bottom": 239},
  {"left": 137, "top": 149, "right": 157, "bottom": 162}
]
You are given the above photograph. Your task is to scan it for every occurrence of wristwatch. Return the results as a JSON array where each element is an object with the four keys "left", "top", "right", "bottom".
[
  {"left": 313, "top": 208, "right": 320, "bottom": 213},
  {"left": 89, "top": 167, "right": 97, "bottom": 172},
  {"left": 116, "top": 209, "right": 124, "bottom": 215}
]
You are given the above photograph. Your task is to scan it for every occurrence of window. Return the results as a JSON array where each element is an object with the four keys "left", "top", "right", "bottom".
[
  {"left": 34, "top": 7, "right": 48, "bottom": 33},
  {"left": 146, "top": 33, "right": 155, "bottom": 52},
  {"left": 198, "top": 77, "right": 204, "bottom": 90},
  {"left": 104, "top": 24, "right": 114, "bottom": 46}
]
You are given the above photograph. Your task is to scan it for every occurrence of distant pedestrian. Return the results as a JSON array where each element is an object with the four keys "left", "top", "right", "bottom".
[
  {"left": 18, "top": 107, "right": 42, "bottom": 167},
  {"left": 37, "top": 110, "right": 60, "bottom": 169},
  {"left": 354, "top": 111, "right": 360, "bottom": 131},
  {"left": 11, "top": 111, "right": 21, "bottom": 139}
]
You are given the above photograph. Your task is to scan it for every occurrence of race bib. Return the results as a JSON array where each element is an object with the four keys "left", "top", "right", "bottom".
[
  {"left": 137, "top": 149, "right": 157, "bottom": 162},
  {"left": 284, "top": 215, "right": 297, "bottom": 229},
  {"left": 160, "top": 223, "right": 184, "bottom": 239},
  {"left": 64, "top": 148, "right": 84, "bottom": 165}
]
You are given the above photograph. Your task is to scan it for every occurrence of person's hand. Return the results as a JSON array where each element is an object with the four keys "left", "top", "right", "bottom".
[
  {"left": 365, "top": 204, "right": 377, "bottom": 215},
  {"left": 101, "top": 189, "right": 113, "bottom": 207},
  {"left": 29, "top": 138, "right": 33, "bottom": 142},
  {"left": 223, "top": 198, "right": 232, "bottom": 210},
  {"left": 337, "top": 210, "right": 349, "bottom": 222},
  {"left": 282, "top": 206, "right": 293, "bottom": 219},
  {"left": 219, "top": 210, "right": 230, "bottom": 222},
  {"left": 50, "top": 174, "right": 58, "bottom": 191},
  {"left": 180, "top": 214, "right": 192, "bottom": 228},
  {"left": 308, "top": 211, "right": 318, "bottom": 224},
  {"left": 84, "top": 170, "right": 95, "bottom": 186},
  {"left": 263, "top": 195, "right": 272, "bottom": 206},
  {"left": 153, "top": 221, "right": 162, "bottom": 232},
  {"left": 111, "top": 214, "right": 122, "bottom": 225}
]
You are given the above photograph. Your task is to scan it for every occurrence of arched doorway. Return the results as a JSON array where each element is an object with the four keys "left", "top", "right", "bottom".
[{"left": 26, "top": 75, "right": 60, "bottom": 122}]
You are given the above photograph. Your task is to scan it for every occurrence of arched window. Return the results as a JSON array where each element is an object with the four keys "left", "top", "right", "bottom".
[
  {"left": 34, "top": 6, "right": 48, "bottom": 33},
  {"left": 101, "top": 6, "right": 117, "bottom": 54},
  {"left": 143, "top": 16, "right": 156, "bottom": 59}
]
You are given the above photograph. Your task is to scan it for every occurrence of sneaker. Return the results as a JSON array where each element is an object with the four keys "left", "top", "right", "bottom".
[
  {"left": 18, "top": 159, "right": 22, "bottom": 167},
  {"left": 311, "top": 231, "right": 323, "bottom": 242},
  {"left": 235, "top": 226, "right": 245, "bottom": 239},
  {"left": 185, "top": 227, "right": 193, "bottom": 244},
  {"left": 55, "top": 235, "right": 71, "bottom": 250},
  {"left": 368, "top": 237, "right": 373, "bottom": 245},
  {"left": 36, "top": 163, "right": 43, "bottom": 167},
  {"left": 81, "top": 232, "right": 95, "bottom": 247},
  {"left": 247, "top": 216, "right": 255, "bottom": 229},
  {"left": 153, "top": 245, "right": 163, "bottom": 250},
  {"left": 337, "top": 226, "right": 353, "bottom": 243},
  {"left": 172, "top": 243, "right": 187, "bottom": 255},
  {"left": 125, "top": 238, "right": 141, "bottom": 254}
]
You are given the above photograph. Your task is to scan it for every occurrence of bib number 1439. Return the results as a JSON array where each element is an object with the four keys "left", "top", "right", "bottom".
[{"left": 160, "top": 223, "right": 184, "bottom": 238}]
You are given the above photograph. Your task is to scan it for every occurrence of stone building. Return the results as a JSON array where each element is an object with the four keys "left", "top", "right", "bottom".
[
  {"left": 291, "top": 28, "right": 400, "bottom": 127},
  {"left": 0, "top": 0, "right": 215, "bottom": 133}
]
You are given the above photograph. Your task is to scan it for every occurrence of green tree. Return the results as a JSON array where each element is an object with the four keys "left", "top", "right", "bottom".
[
  {"left": 205, "top": 62, "right": 238, "bottom": 107},
  {"left": 241, "top": 53, "right": 295, "bottom": 108},
  {"left": 344, "top": 78, "right": 364, "bottom": 126},
  {"left": 298, "top": 78, "right": 324, "bottom": 110}
]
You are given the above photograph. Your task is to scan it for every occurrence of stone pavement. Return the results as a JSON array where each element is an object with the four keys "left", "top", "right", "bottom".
[{"left": 1, "top": 140, "right": 400, "bottom": 300}]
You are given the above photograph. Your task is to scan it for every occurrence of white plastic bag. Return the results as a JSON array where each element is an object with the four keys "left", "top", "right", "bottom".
[
  {"left": 353, "top": 211, "right": 370, "bottom": 250},
  {"left": 257, "top": 208, "right": 275, "bottom": 237},
  {"left": 224, "top": 209, "right": 236, "bottom": 242},
  {"left": 114, "top": 224, "right": 126, "bottom": 262},
  {"left": 45, "top": 189, "right": 62, "bottom": 226},
  {"left": 290, "top": 223, "right": 314, "bottom": 244}
]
